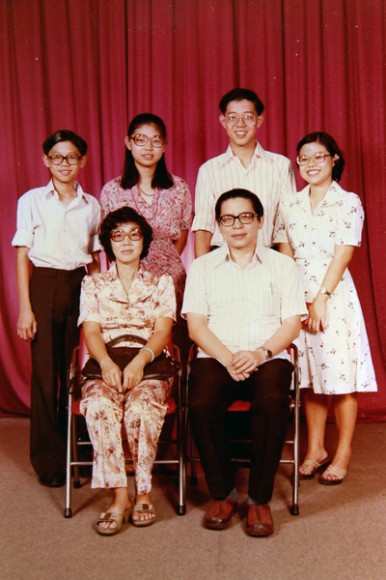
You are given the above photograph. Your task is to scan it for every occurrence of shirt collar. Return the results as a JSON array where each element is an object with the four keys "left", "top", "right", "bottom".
[
  {"left": 108, "top": 261, "right": 145, "bottom": 279},
  {"left": 303, "top": 180, "right": 343, "bottom": 207},
  {"left": 220, "top": 141, "right": 266, "bottom": 168},
  {"left": 44, "top": 179, "right": 87, "bottom": 202},
  {"left": 212, "top": 242, "right": 268, "bottom": 268}
]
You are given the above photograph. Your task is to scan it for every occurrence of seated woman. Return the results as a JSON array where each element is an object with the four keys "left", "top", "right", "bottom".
[{"left": 79, "top": 207, "right": 176, "bottom": 535}]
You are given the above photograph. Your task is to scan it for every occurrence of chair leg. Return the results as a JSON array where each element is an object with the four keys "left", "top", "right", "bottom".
[
  {"left": 290, "top": 365, "right": 300, "bottom": 516},
  {"left": 64, "top": 393, "right": 73, "bottom": 518},
  {"left": 177, "top": 397, "right": 186, "bottom": 515}
]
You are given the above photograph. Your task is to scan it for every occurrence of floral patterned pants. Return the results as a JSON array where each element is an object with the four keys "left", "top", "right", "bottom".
[{"left": 80, "top": 377, "right": 172, "bottom": 494}]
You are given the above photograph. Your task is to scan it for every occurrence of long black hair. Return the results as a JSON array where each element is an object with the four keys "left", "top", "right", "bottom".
[{"left": 121, "top": 113, "right": 173, "bottom": 190}]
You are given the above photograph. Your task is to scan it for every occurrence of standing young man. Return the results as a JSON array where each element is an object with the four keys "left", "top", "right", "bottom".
[
  {"left": 12, "top": 130, "right": 101, "bottom": 487},
  {"left": 193, "top": 88, "right": 295, "bottom": 257},
  {"left": 183, "top": 189, "right": 306, "bottom": 536}
]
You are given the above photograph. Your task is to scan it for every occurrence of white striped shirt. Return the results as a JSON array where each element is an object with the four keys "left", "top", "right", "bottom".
[
  {"left": 192, "top": 142, "right": 296, "bottom": 248},
  {"left": 181, "top": 244, "right": 307, "bottom": 359}
]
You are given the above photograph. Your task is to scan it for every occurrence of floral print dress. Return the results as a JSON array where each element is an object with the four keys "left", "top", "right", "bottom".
[
  {"left": 274, "top": 182, "right": 377, "bottom": 394},
  {"left": 100, "top": 175, "right": 193, "bottom": 307}
]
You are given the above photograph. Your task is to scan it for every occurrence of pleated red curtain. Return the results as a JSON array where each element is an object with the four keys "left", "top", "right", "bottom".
[{"left": 0, "top": 0, "right": 385, "bottom": 417}]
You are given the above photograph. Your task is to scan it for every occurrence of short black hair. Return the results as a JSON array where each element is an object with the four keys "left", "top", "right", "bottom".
[
  {"left": 42, "top": 130, "right": 88, "bottom": 156},
  {"left": 99, "top": 207, "right": 153, "bottom": 262},
  {"left": 296, "top": 132, "right": 345, "bottom": 181},
  {"left": 219, "top": 88, "right": 265, "bottom": 116},
  {"left": 215, "top": 189, "right": 264, "bottom": 221}
]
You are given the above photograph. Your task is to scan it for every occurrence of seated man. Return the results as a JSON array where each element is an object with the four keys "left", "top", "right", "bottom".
[{"left": 182, "top": 188, "right": 306, "bottom": 537}]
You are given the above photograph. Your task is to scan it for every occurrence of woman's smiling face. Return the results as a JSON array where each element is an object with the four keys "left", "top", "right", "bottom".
[{"left": 297, "top": 141, "right": 338, "bottom": 188}]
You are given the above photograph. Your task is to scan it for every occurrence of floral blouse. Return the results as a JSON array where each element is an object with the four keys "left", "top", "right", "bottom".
[{"left": 78, "top": 263, "right": 176, "bottom": 347}]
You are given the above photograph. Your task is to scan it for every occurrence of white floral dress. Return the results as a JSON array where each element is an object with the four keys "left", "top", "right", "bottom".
[{"left": 274, "top": 182, "right": 377, "bottom": 394}]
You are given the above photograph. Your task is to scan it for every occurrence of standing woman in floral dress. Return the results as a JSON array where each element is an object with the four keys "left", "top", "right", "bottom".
[
  {"left": 100, "top": 113, "right": 193, "bottom": 356},
  {"left": 274, "top": 132, "right": 377, "bottom": 485}
]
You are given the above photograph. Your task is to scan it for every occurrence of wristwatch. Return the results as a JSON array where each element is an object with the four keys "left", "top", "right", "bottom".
[
  {"left": 257, "top": 346, "right": 273, "bottom": 361},
  {"left": 319, "top": 287, "right": 332, "bottom": 297}
]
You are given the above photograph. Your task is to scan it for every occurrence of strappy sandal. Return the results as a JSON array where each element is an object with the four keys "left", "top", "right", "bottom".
[
  {"left": 131, "top": 503, "right": 157, "bottom": 527},
  {"left": 319, "top": 465, "right": 347, "bottom": 486},
  {"left": 299, "top": 457, "right": 330, "bottom": 479},
  {"left": 96, "top": 506, "right": 132, "bottom": 536}
]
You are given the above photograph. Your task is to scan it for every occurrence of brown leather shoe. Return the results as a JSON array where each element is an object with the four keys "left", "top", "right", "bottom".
[
  {"left": 245, "top": 504, "right": 274, "bottom": 537},
  {"left": 204, "top": 499, "right": 237, "bottom": 530}
]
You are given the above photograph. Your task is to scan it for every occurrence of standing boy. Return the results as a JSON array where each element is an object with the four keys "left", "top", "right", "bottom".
[
  {"left": 12, "top": 130, "right": 101, "bottom": 487},
  {"left": 193, "top": 88, "right": 296, "bottom": 257}
]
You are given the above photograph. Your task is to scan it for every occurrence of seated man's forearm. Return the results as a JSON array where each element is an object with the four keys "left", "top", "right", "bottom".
[{"left": 187, "top": 313, "right": 233, "bottom": 366}]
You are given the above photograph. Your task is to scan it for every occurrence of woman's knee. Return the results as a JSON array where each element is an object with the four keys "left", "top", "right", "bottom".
[{"left": 82, "top": 395, "right": 118, "bottom": 421}]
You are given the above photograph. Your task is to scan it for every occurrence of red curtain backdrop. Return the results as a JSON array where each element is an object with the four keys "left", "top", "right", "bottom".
[{"left": 1, "top": 0, "right": 385, "bottom": 418}]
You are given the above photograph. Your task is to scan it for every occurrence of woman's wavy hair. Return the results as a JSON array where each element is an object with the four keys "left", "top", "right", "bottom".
[
  {"left": 296, "top": 132, "right": 345, "bottom": 182},
  {"left": 99, "top": 206, "right": 153, "bottom": 262},
  {"left": 121, "top": 113, "right": 173, "bottom": 190}
]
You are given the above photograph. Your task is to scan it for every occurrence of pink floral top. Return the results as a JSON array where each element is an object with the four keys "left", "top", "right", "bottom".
[
  {"left": 100, "top": 175, "right": 193, "bottom": 305},
  {"left": 78, "top": 263, "right": 176, "bottom": 346}
]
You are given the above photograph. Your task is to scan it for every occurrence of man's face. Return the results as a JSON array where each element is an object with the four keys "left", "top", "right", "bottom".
[
  {"left": 219, "top": 99, "right": 263, "bottom": 148},
  {"left": 218, "top": 197, "right": 263, "bottom": 253}
]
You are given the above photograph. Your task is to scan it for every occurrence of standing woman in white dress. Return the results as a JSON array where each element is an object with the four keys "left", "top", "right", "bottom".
[{"left": 274, "top": 132, "right": 377, "bottom": 485}]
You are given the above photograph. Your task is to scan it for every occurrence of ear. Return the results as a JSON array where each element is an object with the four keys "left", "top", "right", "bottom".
[
  {"left": 332, "top": 154, "right": 339, "bottom": 165},
  {"left": 256, "top": 114, "right": 264, "bottom": 129},
  {"left": 79, "top": 154, "right": 87, "bottom": 169},
  {"left": 42, "top": 154, "right": 50, "bottom": 169},
  {"left": 219, "top": 115, "right": 227, "bottom": 130},
  {"left": 257, "top": 215, "right": 264, "bottom": 230},
  {"left": 124, "top": 136, "right": 131, "bottom": 150}
]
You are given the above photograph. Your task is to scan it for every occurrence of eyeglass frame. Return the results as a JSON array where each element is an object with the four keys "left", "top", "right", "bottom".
[
  {"left": 130, "top": 134, "right": 165, "bottom": 148},
  {"left": 296, "top": 152, "right": 331, "bottom": 166},
  {"left": 223, "top": 113, "right": 258, "bottom": 127},
  {"left": 110, "top": 227, "right": 144, "bottom": 242},
  {"left": 218, "top": 212, "right": 258, "bottom": 227},
  {"left": 47, "top": 153, "right": 82, "bottom": 166}
]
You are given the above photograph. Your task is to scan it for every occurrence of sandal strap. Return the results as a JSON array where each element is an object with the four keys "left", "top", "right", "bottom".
[
  {"left": 133, "top": 503, "right": 155, "bottom": 514},
  {"left": 322, "top": 465, "right": 347, "bottom": 479},
  {"left": 97, "top": 511, "right": 122, "bottom": 523}
]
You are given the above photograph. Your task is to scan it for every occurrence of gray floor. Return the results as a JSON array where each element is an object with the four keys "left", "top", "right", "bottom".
[{"left": 1, "top": 417, "right": 386, "bottom": 580}]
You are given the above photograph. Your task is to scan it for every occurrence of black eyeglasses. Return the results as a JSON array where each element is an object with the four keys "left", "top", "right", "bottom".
[
  {"left": 219, "top": 212, "right": 257, "bottom": 227},
  {"left": 110, "top": 228, "right": 143, "bottom": 242},
  {"left": 48, "top": 153, "right": 81, "bottom": 165},
  {"left": 130, "top": 134, "right": 164, "bottom": 148}
]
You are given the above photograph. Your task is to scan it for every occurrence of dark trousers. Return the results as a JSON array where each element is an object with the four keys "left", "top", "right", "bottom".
[
  {"left": 188, "top": 358, "right": 293, "bottom": 504},
  {"left": 29, "top": 266, "right": 85, "bottom": 476}
]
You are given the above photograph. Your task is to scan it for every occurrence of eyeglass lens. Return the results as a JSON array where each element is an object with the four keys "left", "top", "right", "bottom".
[
  {"left": 110, "top": 228, "right": 143, "bottom": 242},
  {"left": 220, "top": 213, "right": 256, "bottom": 226},
  {"left": 225, "top": 113, "right": 257, "bottom": 126},
  {"left": 297, "top": 153, "right": 331, "bottom": 165},
  {"left": 131, "top": 134, "right": 164, "bottom": 148},
  {"left": 48, "top": 154, "right": 80, "bottom": 165}
]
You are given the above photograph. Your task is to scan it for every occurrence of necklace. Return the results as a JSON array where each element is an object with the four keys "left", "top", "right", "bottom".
[
  {"left": 138, "top": 184, "right": 155, "bottom": 198},
  {"left": 131, "top": 185, "right": 159, "bottom": 223}
]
